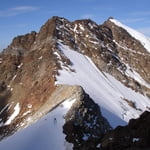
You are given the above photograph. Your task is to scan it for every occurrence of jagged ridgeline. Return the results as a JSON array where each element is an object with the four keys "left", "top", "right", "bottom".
[{"left": 0, "top": 16, "right": 150, "bottom": 150}]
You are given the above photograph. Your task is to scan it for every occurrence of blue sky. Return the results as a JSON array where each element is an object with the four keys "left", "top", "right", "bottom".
[{"left": 1, "top": 0, "right": 150, "bottom": 50}]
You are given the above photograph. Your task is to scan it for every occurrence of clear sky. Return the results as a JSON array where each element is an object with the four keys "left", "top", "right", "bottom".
[{"left": 0, "top": 0, "right": 150, "bottom": 50}]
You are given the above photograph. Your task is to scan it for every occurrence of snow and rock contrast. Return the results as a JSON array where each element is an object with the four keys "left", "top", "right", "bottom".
[
  {"left": 0, "top": 85, "right": 85, "bottom": 150},
  {"left": 63, "top": 90, "right": 111, "bottom": 150},
  {"left": 0, "top": 16, "right": 150, "bottom": 149},
  {"left": 109, "top": 18, "right": 150, "bottom": 53},
  {"left": 56, "top": 42, "right": 150, "bottom": 128},
  {"left": 100, "top": 111, "right": 150, "bottom": 150}
]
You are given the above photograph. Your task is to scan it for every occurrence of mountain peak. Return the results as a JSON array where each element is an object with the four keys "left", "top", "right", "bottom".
[
  {"left": 0, "top": 16, "right": 150, "bottom": 149},
  {"left": 45, "top": 16, "right": 70, "bottom": 26},
  {"left": 108, "top": 16, "right": 114, "bottom": 20}
]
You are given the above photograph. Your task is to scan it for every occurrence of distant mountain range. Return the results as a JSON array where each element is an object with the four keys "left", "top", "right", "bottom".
[{"left": 0, "top": 16, "right": 150, "bottom": 150}]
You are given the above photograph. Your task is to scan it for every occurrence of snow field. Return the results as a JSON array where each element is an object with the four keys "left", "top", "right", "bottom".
[
  {"left": 0, "top": 99, "right": 75, "bottom": 150},
  {"left": 56, "top": 43, "right": 150, "bottom": 127}
]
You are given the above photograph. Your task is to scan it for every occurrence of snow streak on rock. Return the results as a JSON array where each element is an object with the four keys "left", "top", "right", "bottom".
[
  {"left": 5, "top": 103, "right": 20, "bottom": 126},
  {"left": 110, "top": 18, "right": 150, "bottom": 52}
]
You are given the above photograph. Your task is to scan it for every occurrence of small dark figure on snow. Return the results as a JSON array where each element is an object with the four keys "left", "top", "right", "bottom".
[{"left": 54, "top": 117, "right": 57, "bottom": 124}]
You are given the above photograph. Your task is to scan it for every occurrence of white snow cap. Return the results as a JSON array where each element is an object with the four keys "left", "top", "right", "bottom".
[{"left": 109, "top": 18, "right": 150, "bottom": 53}]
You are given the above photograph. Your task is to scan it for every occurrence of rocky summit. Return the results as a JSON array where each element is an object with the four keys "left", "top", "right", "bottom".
[{"left": 0, "top": 16, "right": 150, "bottom": 150}]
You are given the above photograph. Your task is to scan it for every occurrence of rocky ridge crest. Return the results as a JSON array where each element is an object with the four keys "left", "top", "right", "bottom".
[{"left": 0, "top": 16, "right": 150, "bottom": 147}]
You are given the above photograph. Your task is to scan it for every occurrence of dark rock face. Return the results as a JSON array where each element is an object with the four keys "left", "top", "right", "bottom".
[
  {"left": 63, "top": 91, "right": 111, "bottom": 150},
  {"left": 100, "top": 111, "right": 150, "bottom": 150},
  {"left": 63, "top": 110, "right": 150, "bottom": 150}
]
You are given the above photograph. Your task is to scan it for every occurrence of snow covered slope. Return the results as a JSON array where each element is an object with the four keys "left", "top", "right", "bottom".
[
  {"left": 56, "top": 42, "right": 150, "bottom": 128},
  {"left": 0, "top": 99, "right": 75, "bottom": 150},
  {"left": 109, "top": 18, "right": 150, "bottom": 52}
]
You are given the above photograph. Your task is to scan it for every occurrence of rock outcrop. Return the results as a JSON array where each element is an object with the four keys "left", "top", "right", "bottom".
[
  {"left": 100, "top": 111, "right": 150, "bottom": 150},
  {"left": 63, "top": 90, "right": 111, "bottom": 150}
]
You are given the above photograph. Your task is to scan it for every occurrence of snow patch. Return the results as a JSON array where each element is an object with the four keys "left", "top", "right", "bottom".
[
  {"left": 27, "top": 104, "right": 32, "bottom": 109},
  {"left": 38, "top": 56, "right": 43, "bottom": 60},
  {"left": 73, "top": 24, "right": 78, "bottom": 32},
  {"left": 61, "top": 98, "right": 76, "bottom": 109},
  {"left": 82, "top": 134, "right": 90, "bottom": 141},
  {"left": 133, "top": 138, "right": 140, "bottom": 142},
  {"left": 89, "top": 40, "right": 99, "bottom": 45},
  {"left": 12, "top": 74, "right": 17, "bottom": 81},
  {"left": 88, "top": 22, "right": 97, "bottom": 29},
  {"left": 22, "top": 110, "right": 31, "bottom": 117},
  {"left": 7, "top": 85, "right": 13, "bottom": 91},
  {"left": 96, "top": 143, "right": 101, "bottom": 148},
  {"left": 7, "top": 85, "right": 11, "bottom": 88},
  {"left": 79, "top": 24, "right": 85, "bottom": 31},
  {"left": 53, "top": 51, "right": 61, "bottom": 60},
  {"left": 109, "top": 137, "right": 113, "bottom": 141},
  {"left": 4, "top": 103, "right": 20, "bottom": 125},
  {"left": 17, "top": 63, "right": 23, "bottom": 69}
]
